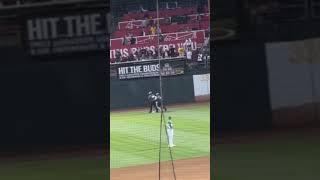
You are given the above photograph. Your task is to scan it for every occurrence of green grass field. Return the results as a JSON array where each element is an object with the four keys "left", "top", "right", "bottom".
[{"left": 110, "top": 102, "right": 211, "bottom": 169}]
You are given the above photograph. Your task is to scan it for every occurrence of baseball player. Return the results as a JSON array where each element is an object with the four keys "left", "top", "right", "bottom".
[
  {"left": 166, "top": 116, "right": 175, "bottom": 148},
  {"left": 147, "top": 91, "right": 159, "bottom": 113},
  {"left": 156, "top": 92, "right": 167, "bottom": 112}
]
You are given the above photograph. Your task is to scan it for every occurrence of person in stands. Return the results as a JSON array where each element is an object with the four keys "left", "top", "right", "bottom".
[
  {"left": 186, "top": 49, "right": 192, "bottom": 60},
  {"left": 184, "top": 38, "right": 192, "bottom": 51},
  {"left": 164, "top": 48, "right": 169, "bottom": 58},
  {"left": 169, "top": 45, "right": 176, "bottom": 57},
  {"left": 150, "top": 25, "right": 156, "bottom": 35},
  {"left": 141, "top": 28, "right": 146, "bottom": 36},
  {"left": 122, "top": 36, "right": 129, "bottom": 45},
  {"left": 178, "top": 46, "right": 185, "bottom": 57},
  {"left": 140, "top": 5, "right": 148, "bottom": 13},
  {"left": 115, "top": 50, "right": 122, "bottom": 63},
  {"left": 156, "top": 26, "right": 162, "bottom": 34},
  {"left": 128, "top": 52, "right": 134, "bottom": 61},
  {"left": 130, "top": 35, "right": 136, "bottom": 45},
  {"left": 142, "top": 17, "right": 149, "bottom": 28}
]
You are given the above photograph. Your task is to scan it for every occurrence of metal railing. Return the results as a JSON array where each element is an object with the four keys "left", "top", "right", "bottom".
[
  {"left": 117, "top": 13, "right": 209, "bottom": 30},
  {"left": 110, "top": 56, "right": 184, "bottom": 65}
]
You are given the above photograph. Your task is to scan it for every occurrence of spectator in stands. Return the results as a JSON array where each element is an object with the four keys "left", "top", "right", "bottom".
[
  {"left": 186, "top": 49, "right": 192, "bottom": 60},
  {"left": 128, "top": 52, "right": 134, "bottom": 61},
  {"left": 156, "top": 26, "right": 162, "bottom": 34},
  {"left": 122, "top": 35, "right": 129, "bottom": 45},
  {"left": 144, "top": 50, "right": 150, "bottom": 60},
  {"left": 130, "top": 35, "right": 136, "bottom": 45},
  {"left": 140, "top": 48, "right": 147, "bottom": 60},
  {"left": 197, "top": 52, "right": 203, "bottom": 62},
  {"left": 148, "top": 49, "right": 154, "bottom": 59},
  {"left": 155, "top": 49, "right": 160, "bottom": 59},
  {"left": 168, "top": 45, "right": 176, "bottom": 57},
  {"left": 138, "top": 48, "right": 143, "bottom": 59},
  {"left": 184, "top": 38, "right": 192, "bottom": 51},
  {"left": 133, "top": 54, "right": 139, "bottom": 61},
  {"left": 159, "top": 47, "right": 165, "bottom": 58},
  {"left": 141, "top": 28, "right": 146, "bottom": 36},
  {"left": 159, "top": 33, "right": 164, "bottom": 42},
  {"left": 164, "top": 48, "right": 169, "bottom": 58},
  {"left": 154, "top": 49, "right": 158, "bottom": 59},
  {"left": 140, "top": 5, "right": 148, "bottom": 13},
  {"left": 142, "top": 17, "right": 149, "bottom": 28},
  {"left": 178, "top": 47, "right": 185, "bottom": 57},
  {"left": 115, "top": 50, "right": 122, "bottom": 63},
  {"left": 164, "top": 17, "right": 171, "bottom": 25},
  {"left": 150, "top": 25, "right": 156, "bottom": 35},
  {"left": 204, "top": 37, "right": 209, "bottom": 47},
  {"left": 193, "top": 49, "right": 200, "bottom": 61},
  {"left": 134, "top": 50, "right": 140, "bottom": 61}
]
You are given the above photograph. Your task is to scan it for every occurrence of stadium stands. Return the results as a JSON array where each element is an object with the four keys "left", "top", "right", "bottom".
[{"left": 110, "top": 3, "right": 210, "bottom": 64}]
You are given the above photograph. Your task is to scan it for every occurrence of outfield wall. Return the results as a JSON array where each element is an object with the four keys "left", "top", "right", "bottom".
[{"left": 110, "top": 74, "right": 196, "bottom": 109}]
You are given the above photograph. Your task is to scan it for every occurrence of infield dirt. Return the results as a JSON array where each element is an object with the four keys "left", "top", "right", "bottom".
[{"left": 110, "top": 156, "right": 210, "bottom": 180}]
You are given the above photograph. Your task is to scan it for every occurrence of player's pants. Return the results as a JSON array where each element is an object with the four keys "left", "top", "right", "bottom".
[
  {"left": 149, "top": 101, "right": 159, "bottom": 113},
  {"left": 157, "top": 101, "right": 167, "bottom": 112},
  {"left": 166, "top": 129, "right": 174, "bottom": 147},
  {"left": 149, "top": 102, "right": 153, "bottom": 113}
]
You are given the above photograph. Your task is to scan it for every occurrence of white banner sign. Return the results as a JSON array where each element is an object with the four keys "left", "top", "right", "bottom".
[
  {"left": 193, "top": 73, "right": 210, "bottom": 96},
  {"left": 265, "top": 39, "right": 320, "bottom": 109}
]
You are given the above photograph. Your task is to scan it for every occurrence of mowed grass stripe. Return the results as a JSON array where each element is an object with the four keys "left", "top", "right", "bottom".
[
  {"left": 111, "top": 132, "right": 158, "bottom": 152},
  {"left": 111, "top": 112, "right": 210, "bottom": 135},
  {"left": 111, "top": 150, "right": 158, "bottom": 168},
  {"left": 111, "top": 120, "right": 209, "bottom": 152},
  {"left": 111, "top": 118, "right": 210, "bottom": 139}
]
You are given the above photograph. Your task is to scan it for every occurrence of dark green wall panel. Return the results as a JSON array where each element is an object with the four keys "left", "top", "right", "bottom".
[{"left": 110, "top": 75, "right": 195, "bottom": 109}]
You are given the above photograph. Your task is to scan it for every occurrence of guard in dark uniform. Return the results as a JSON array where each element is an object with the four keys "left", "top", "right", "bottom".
[{"left": 147, "top": 91, "right": 159, "bottom": 113}]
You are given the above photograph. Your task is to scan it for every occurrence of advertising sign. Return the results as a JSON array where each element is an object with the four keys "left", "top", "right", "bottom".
[
  {"left": 24, "top": 11, "right": 109, "bottom": 55},
  {"left": 110, "top": 58, "right": 185, "bottom": 79}
]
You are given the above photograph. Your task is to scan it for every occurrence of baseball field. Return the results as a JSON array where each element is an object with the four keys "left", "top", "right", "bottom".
[{"left": 110, "top": 102, "right": 211, "bottom": 180}]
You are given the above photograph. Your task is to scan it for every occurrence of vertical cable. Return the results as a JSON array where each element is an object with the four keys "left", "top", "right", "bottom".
[
  {"left": 157, "top": 0, "right": 177, "bottom": 179},
  {"left": 156, "top": 1, "right": 162, "bottom": 179}
]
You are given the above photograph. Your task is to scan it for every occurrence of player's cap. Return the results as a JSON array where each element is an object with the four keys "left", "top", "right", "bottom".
[
  {"left": 168, "top": 116, "right": 171, "bottom": 119},
  {"left": 148, "top": 91, "right": 152, "bottom": 94},
  {"left": 156, "top": 93, "right": 159, "bottom": 95}
]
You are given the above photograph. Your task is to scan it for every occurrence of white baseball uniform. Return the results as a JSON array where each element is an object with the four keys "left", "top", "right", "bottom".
[{"left": 166, "top": 120, "right": 174, "bottom": 147}]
